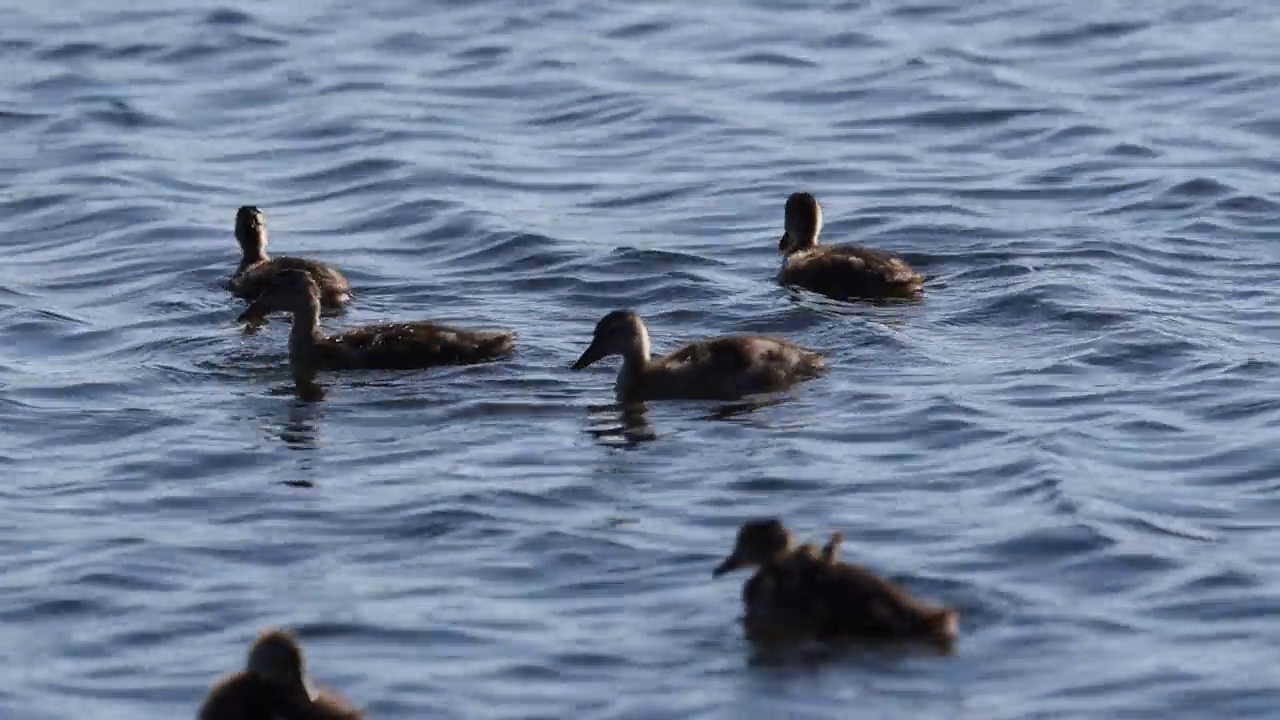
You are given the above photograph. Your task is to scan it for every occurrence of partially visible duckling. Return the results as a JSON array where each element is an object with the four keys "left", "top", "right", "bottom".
[
  {"left": 713, "top": 519, "right": 958, "bottom": 649},
  {"left": 820, "top": 531, "right": 842, "bottom": 564},
  {"left": 795, "top": 531, "right": 843, "bottom": 565},
  {"left": 778, "top": 192, "right": 923, "bottom": 300},
  {"left": 571, "top": 310, "right": 825, "bottom": 402},
  {"left": 228, "top": 206, "right": 352, "bottom": 312},
  {"left": 238, "top": 269, "right": 515, "bottom": 378},
  {"left": 198, "top": 628, "right": 362, "bottom": 719}
]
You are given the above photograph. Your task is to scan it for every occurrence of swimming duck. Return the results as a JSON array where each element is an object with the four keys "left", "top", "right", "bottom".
[
  {"left": 238, "top": 269, "right": 515, "bottom": 377},
  {"left": 778, "top": 192, "right": 923, "bottom": 300},
  {"left": 198, "top": 628, "right": 362, "bottom": 719},
  {"left": 570, "top": 310, "right": 825, "bottom": 402},
  {"left": 228, "top": 206, "right": 352, "bottom": 312},
  {"left": 713, "top": 519, "right": 958, "bottom": 649}
]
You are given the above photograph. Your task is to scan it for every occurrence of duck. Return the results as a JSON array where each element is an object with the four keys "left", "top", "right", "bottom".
[
  {"left": 778, "top": 192, "right": 923, "bottom": 300},
  {"left": 570, "top": 310, "right": 825, "bottom": 402},
  {"left": 228, "top": 206, "right": 352, "bottom": 312},
  {"left": 198, "top": 628, "right": 362, "bottom": 719},
  {"left": 238, "top": 269, "right": 515, "bottom": 378},
  {"left": 713, "top": 519, "right": 958, "bottom": 649}
]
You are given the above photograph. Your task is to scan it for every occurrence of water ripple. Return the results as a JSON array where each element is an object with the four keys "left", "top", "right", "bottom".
[{"left": 1, "top": 0, "right": 1280, "bottom": 718}]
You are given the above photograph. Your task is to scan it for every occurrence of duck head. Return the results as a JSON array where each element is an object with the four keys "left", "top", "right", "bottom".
[
  {"left": 236, "top": 206, "right": 268, "bottom": 260},
  {"left": 237, "top": 269, "right": 320, "bottom": 323},
  {"left": 778, "top": 192, "right": 823, "bottom": 255},
  {"left": 713, "top": 518, "right": 794, "bottom": 576},
  {"left": 821, "top": 531, "right": 843, "bottom": 563},
  {"left": 245, "top": 628, "right": 317, "bottom": 703},
  {"left": 571, "top": 310, "right": 651, "bottom": 370}
]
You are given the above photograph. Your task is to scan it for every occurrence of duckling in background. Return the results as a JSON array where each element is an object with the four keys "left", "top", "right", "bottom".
[
  {"left": 778, "top": 192, "right": 923, "bottom": 300},
  {"left": 198, "top": 628, "right": 362, "bottom": 719},
  {"left": 795, "top": 531, "right": 843, "bottom": 565},
  {"left": 713, "top": 519, "right": 958, "bottom": 649},
  {"left": 238, "top": 269, "right": 515, "bottom": 378},
  {"left": 571, "top": 310, "right": 825, "bottom": 402},
  {"left": 228, "top": 206, "right": 352, "bottom": 312}
]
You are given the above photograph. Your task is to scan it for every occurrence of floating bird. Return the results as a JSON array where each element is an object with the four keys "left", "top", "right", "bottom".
[
  {"left": 239, "top": 269, "right": 515, "bottom": 378},
  {"left": 198, "top": 628, "right": 362, "bottom": 719},
  {"left": 778, "top": 192, "right": 923, "bottom": 300},
  {"left": 571, "top": 310, "right": 825, "bottom": 401},
  {"left": 714, "top": 519, "right": 958, "bottom": 649},
  {"left": 228, "top": 205, "right": 352, "bottom": 312}
]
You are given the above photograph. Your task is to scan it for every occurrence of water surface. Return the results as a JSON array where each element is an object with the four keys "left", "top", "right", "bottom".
[{"left": 3, "top": 0, "right": 1280, "bottom": 718}]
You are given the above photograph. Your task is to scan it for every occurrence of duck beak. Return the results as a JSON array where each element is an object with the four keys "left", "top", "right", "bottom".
[
  {"left": 571, "top": 338, "right": 607, "bottom": 370},
  {"left": 238, "top": 298, "right": 270, "bottom": 324},
  {"left": 778, "top": 232, "right": 790, "bottom": 253},
  {"left": 712, "top": 554, "right": 741, "bottom": 577}
]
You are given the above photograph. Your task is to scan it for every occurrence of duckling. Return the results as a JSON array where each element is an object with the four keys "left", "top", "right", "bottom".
[
  {"left": 713, "top": 519, "right": 958, "bottom": 649},
  {"left": 794, "top": 531, "right": 843, "bottom": 565},
  {"left": 778, "top": 192, "right": 923, "bottom": 300},
  {"left": 570, "top": 310, "right": 825, "bottom": 402},
  {"left": 238, "top": 269, "right": 515, "bottom": 377},
  {"left": 198, "top": 628, "right": 362, "bottom": 719},
  {"left": 228, "top": 206, "right": 352, "bottom": 312}
]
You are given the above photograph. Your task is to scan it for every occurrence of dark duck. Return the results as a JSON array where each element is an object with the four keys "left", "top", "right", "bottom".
[
  {"left": 239, "top": 269, "right": 515, "bottom": 379},
  {"left": 571, "top": 310, "right": 826, "bottom": 402},
  {"left": 198, "top": 628, "right": 362, "bottom": 719},
  {"left": 228, "top": 205, "right": 352, "bottom": 312},
  {"left": 713, "top": 519, "right": 958, "bottom": 649},
  {"left": 778, "top": 192, "right": 923, "bottom": 300}
]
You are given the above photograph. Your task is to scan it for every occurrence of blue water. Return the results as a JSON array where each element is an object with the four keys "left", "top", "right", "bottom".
[{"left": 3, "top": 0, "right": 1280, "bottom": 717}]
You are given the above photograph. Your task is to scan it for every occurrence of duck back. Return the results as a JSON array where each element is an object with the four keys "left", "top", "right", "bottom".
[
  {"left": 277, "top": 690, "right": 364, "bottom": 719},
  {"left": 810, "top": 561, "right": 955, "bottom": 644},
  {"left": 199, "top": 672, "right": 363, "bottom": 720},
  {"left": 317, "top": 323, "right": 515, "bottom": 370},
  {"left": 231, "top": 257, "right": 351, "bottom": 310},
  {"left": 198, "top": 673, "right": 283, "bottom": 720},
  {"left": 741, "top": 553, "right": 955, "bottom": 647},
  {"left": 782, "top": 246, "right": 922, "bottom": 300},
  {"left": 644, "top": 336, "right": 824, "bottom": 400}
]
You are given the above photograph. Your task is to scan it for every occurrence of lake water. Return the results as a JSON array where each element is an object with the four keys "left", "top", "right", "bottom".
[{"left": 3, "top": 0, "right": 1280, "bottom": 717}]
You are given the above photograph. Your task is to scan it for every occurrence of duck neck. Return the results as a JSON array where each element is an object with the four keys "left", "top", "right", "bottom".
[
  {"left": 617, "top": 329, "right": 652, "bottom": 388},
  {"left": 236, "top": 248, "right": 268, "bottom": 275},
  {"left": 789, "top": 229, "right": 819, "bottom": 254},
  {"left": 236, "top": 230, "right": 269, "bottom": 273},
  {"left": 286, "top": 296, "right": 324, "bottom": 361}
]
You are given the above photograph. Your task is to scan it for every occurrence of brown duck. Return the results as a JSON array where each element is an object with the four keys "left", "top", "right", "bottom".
[
  {"left": 239, "top": 269, "right": 515, "bottom": 377},
  {"left": 713, "top": 519, "right": 958, "bottom": 649},
  {"left": 571, "top": 310, "right": 825, "bottom": 402},
  {"left": 198, "top": 628, "right": 362, "bottom": 719},
  {"left": 778, "top": 192, "right": 923, "bottom": 300},
  {"left": 228, "top": 206, "right": 352, "bottom": 312}
]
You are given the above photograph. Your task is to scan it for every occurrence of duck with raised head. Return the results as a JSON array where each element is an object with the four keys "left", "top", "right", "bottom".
[
  {"left": 198, "top": 628, "right": 362, "bottom": 720},
  {"left": 713, "top": 519, "right": 958, "bottom": 649},
  {"left": 228, "top": 206, "right": 352, "bottom": 312},
  {"left": 778, "top": 192, "right": 923, "bottom": 300},
  {"left": 570, "top": 310, "right": 825, "bottom": 402},
  {"left": 239, "top": 269, "right": 515, "bottom": 378}
]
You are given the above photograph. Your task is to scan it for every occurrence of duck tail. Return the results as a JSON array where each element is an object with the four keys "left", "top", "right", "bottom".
[
  {"left": 802, "top": 352, "right": 827, "bottom": 377},
  {"left": 475, "top": 331, "right": 517, "bottom": 361},
  {"left": 925, "top": 608, "right": 959, "bottom": 647},
  {"left": 879, "top": 277, "right": 922, "bottom": 301}
]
